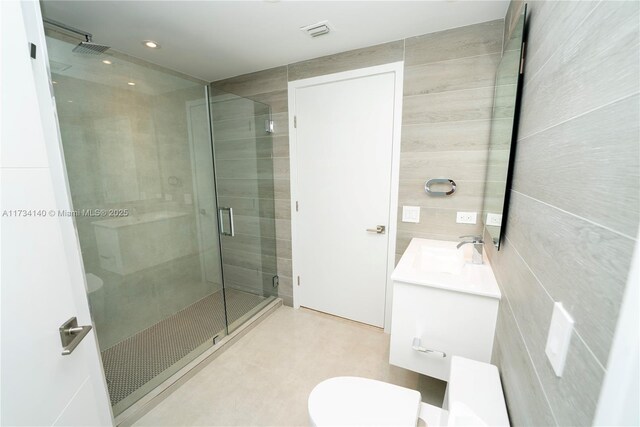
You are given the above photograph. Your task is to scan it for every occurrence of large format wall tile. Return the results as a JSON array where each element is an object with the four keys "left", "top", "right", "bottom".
[
  {"left": 513, "top": 95, "right": 639, "bottom": 239},
  {"left": 486, "top": 1, "right": 639, "bottom": 424},
  {"left": 491, "top": 299, "right": 557, "bottom": 427},
  {"left": 288, "top": 41, "right": 404, "bottom": 81},
  {"left": 518, "top": 0, "right": 640, "bottom": 139},
  {"left": 404, "top": 19, "right": 503, "bottom": 66},
  {"left": 522, "top": 1, "right": 599, "bottom": 86},
  {"left": 212, "top": 67, "right": 288, "bottom": 98},
  {"left": 493, "top": 237, "right": 606, "bottom": 426},
  {"left": 400, "top": 150, "right": 489, "bottom": 181},
  {"left": 403, "top": 53, "right": 500, "bottom": 96},
  {"left": 401, "top": 119, "right": 497, "bottom": 152},
  {"left": 504, "top": 191, "right": 634, "bottom": 365},
  {"left": 402, "top": 86, "right": 497, "bottom": 124}
]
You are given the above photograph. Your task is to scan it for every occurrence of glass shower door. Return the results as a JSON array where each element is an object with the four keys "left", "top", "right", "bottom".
[
  {"left": 209, "top": 88, "right": 278, "bottom": 332},
  {"left": 44, "top": 28, "right": 230, "bottom": 416}
]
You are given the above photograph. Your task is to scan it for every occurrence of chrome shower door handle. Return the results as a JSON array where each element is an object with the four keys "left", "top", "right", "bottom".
[
  {"left": 366, "top": 225, "right": 386, "bottom": 234},
  {"left": 218, "top": 207, "right": 235, "bottom": 237}
]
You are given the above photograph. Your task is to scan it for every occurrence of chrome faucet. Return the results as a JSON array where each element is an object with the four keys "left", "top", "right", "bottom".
[{"left": 457, "top": 235, "right": 484, "bottom": 265}]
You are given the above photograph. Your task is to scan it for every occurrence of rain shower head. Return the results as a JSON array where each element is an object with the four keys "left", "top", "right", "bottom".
[
  {"left": 72, "top": 36, "right": 110, "bottom": 55},
  {"left": 44, "top": 18, "right": 110, "bottom": 55}
]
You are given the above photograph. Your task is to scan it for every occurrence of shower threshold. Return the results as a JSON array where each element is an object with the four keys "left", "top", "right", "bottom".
[{"left": 103, "top": 288, "right": 279, "bottom": 421}]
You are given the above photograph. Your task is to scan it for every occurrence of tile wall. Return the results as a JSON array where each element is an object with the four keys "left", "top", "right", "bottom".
[
  {"left": 212, "top": 19, "right": 505, "bottom": 304},
  {"left": 486, "top": 1, "right": 639, "bottom": 425}
]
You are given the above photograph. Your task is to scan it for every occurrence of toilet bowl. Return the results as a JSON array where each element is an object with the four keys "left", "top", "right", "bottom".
[{"left": 308, "top": 356, "right": 509, "bottom": 426}]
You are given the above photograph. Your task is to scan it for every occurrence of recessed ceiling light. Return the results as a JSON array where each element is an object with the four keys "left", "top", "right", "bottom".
[
  {"left": 127, "top": 82, "right": 136, "bottom": 86},
  {"left": 143, "top": 40, "right": 160, "bottom": 49},
  {"left": 102, "top": 59, "right": 112, "bottom": 65},
  {"left": 52, "top": 80, "right": 58, "bottom": 84}
]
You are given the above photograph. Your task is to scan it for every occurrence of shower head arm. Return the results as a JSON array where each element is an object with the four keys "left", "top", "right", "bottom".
[{"left": 43, "top": 18, "right": 93, "bottom": 42}]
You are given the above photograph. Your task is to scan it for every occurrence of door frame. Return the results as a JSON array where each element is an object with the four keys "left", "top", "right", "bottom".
[
  {"left": 5, "top": 1, "right": 113, "bottom": 424},
  {"left": 287, "top": 62, "right": 404, "bottom": 332}
]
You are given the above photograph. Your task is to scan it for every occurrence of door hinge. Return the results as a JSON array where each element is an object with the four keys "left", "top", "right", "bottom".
[
  {"left": 297, "top": 276, "right": 300, "bottom": 286},
  {"left": 272, "top": 275, "right": 279, "bottom": 288},
  {"left": 29, "top": 42, "right": 37, "bottom": 59},
  {"left": 265, "top": 119, "right": 274, "bottom": 134},
  {"left": 294, "top": 116, "right": 297, "bottom": 128},
  {"left": 295, "top": 201, "right": 299, "bottom": 212}
]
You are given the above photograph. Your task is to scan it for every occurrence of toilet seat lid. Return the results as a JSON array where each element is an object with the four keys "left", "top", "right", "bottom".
[{"left": 308, "top": 377, "right": 421, "bottom": 426}]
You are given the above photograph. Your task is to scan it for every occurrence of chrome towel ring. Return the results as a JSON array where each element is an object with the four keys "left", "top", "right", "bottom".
[{"left": 424, "top": 178, "right": 456, "bottom": 196}]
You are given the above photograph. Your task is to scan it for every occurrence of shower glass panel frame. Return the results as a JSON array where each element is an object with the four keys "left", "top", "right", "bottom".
[
  {"left": 208, "top": 87, "right": 279, "bottom": 334},
  {"left": 44, "top": 27, "right": 277, "bottom": 417}
]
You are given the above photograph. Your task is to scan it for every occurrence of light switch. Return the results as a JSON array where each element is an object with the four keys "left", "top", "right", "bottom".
[
  {"left": 545, "top": 302, "right": 574, "bottom": 377},
  {"left": 402, "top": 206, "right": 420, "bottom": 223}
]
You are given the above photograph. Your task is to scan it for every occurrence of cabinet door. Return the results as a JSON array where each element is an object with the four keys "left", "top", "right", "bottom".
[{"left": 389, "top": 282, "right": 499, "bottom": 380}]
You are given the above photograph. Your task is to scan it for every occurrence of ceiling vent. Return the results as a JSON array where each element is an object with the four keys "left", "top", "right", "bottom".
[{"left": 300, "top": 21, "right": 331, "bottom": 38}]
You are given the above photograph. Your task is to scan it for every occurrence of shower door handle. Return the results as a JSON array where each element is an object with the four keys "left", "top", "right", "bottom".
[{"left": 218, "top": 207, "right": 235, "bottom": 237}]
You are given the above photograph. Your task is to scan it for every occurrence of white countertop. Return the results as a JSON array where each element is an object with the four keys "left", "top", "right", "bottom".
[{"left": 391, "top": 238, "right": 501, "bottom": 300}]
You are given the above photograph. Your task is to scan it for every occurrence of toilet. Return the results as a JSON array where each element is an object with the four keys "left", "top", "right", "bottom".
[{"left": 308, "top": 356, "right": 509, "bottom": 426}]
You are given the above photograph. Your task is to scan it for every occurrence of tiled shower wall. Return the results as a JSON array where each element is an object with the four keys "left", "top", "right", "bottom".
[
  {"left": 212, "top": 19, "right": 505, "bottom": 305},
  {"left": 486, "top": 1, "right": 639, "bottom": 425}
]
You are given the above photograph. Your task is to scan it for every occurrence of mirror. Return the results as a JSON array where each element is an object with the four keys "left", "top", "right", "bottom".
[{"left": 482, "top": 5, "right": 528, "bottom": 249}]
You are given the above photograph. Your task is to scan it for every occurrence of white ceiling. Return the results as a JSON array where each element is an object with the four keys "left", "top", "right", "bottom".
[{"left": 41, "top": 1, "right": 509, "bottom": 82}]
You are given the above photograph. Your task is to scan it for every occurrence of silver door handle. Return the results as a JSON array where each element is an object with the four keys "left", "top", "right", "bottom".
[
  {"left": 218, "top": 207, "right": 235, "bottom": 236},
  {"left": 366, "top": 225, "right": 386, "bottom": 234},
  {"left": 59, "top": 317, "right": 92, "bottom": 356}
]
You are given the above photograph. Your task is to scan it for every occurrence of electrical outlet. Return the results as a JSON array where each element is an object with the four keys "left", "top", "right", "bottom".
[{"left": 456, "top": 211, "right": 477, "bottom": 224}]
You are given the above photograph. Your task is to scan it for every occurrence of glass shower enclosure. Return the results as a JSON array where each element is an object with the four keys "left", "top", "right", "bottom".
[{"left": 45, "top": 28, "right": 278, "bottom": 415}]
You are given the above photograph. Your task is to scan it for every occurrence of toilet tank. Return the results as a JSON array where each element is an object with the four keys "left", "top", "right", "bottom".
[{"left": 444, "top": 356, "right": 510, "bottom": 426}]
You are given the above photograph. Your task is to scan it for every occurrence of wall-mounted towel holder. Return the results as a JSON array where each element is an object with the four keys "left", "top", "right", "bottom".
[{"left": 425, "top": 178, "right": 456, "bottom": 196}]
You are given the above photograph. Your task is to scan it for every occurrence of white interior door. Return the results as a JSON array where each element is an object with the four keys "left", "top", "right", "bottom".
[
  {"left": 1, "top": 2, "right": 112, "bottom": 425},
  {"left": 291, "top": 69, "right": 398, "bottom": 327}
]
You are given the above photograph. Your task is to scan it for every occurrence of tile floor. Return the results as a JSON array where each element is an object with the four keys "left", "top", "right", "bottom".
[
  {"left": 135, "top": 306, "right": 446, "bottom": 426},
  {"left": 104, "top": 289, "right": 267, "bottom": 409}
]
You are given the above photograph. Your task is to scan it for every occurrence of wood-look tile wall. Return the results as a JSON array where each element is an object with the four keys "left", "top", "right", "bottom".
[
  {"left": 212, "top": 20, "right": 504, "bottom": 306},
  {"left": 486, "top": 1, "right": 640, "bottom": 425},
  {"left": 398, "top": 19, "right": 504, "bottom": 255}
]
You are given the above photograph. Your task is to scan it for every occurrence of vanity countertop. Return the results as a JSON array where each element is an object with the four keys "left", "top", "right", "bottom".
[{"left": 391, "top": 238, "right": 501, "bottom": 300}]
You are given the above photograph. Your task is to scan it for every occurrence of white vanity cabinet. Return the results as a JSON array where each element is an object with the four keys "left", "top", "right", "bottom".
[{"left": 389, "top": 238, "right": 501, "bottom": 381}]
